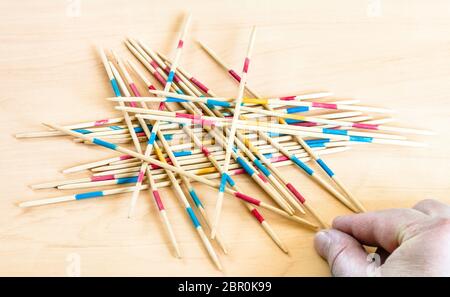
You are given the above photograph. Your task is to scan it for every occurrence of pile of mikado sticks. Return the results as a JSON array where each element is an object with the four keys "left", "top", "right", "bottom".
[{"left": 16, "top": 15, "right": 433, "bottom": 270}]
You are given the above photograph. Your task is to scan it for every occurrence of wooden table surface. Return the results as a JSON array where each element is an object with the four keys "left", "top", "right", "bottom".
[{"left": 1, "top": 0, "right": 449, "bottom": 276}]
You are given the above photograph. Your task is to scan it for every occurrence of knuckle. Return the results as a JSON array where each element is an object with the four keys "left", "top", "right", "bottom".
[
  {"left": 401, "top": 217, "right": 450, "bottom": 243},
  {"left": 414, "top": 199, "right": 436, "bottom": 209}
]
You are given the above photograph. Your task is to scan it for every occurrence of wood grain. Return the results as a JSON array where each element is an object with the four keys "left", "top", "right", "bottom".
[{"left": 0, "top": 0, "right": 449, "bottom": 276}]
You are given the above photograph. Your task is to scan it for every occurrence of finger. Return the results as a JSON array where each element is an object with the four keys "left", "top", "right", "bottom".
[
  {"left": 332, "top": 208, "right": 427, "bottom": 253},
  {"left": 413, "top": 199, "right": 450, "bottom": 218},
  {"left": 314, "top": 229, "right": 370, "bottom": 277}
]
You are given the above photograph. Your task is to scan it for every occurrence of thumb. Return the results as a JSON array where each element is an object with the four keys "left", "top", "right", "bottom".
[{"left": 314, "top": 229, "right": 371, "bottom": 277}]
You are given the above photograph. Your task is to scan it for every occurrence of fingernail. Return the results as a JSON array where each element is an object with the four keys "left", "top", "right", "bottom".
[{"left": 314, "top": 230, "right": 331, "bottom": 257}]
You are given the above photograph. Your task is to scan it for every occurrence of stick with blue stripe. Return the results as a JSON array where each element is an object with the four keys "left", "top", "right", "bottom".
[
  {"left": 155, "top": 121, "right": 229, "bottom": 255},
  {"left": 110, "top": 56, "right": 163, "bottom": 219},
  {"left": 293, "top": 136, "right": 366, "bottom": 212},
  {"left": 99, "top": 49, "right": 142, "bottom": 154},
  {"left": 145, "top": 93, "right": 390, "bottom": 114},
  {"left": 110, "top": 59, "right": 161, "bottom": 218},
  {"left": 240, "top": 117, "right": 368, "bottom": 214},
  {"left": 126, "top": 17, "right": 192, "bottom": 219},
  {"left": 122, "top": 64, "right": 229, "bottom": 254},
  {"left": 152, "top": 139, "right": 222, "bottom": 270},
  {"left": 256, "top": 119, "right": 358, "bottom": 212},
  {"left": 19, "top": 184, "right": 150, "bottom": 208},
  {"left": 102, "top": 50, "right": 182, "bottom": 257},
  {"left": 211, "top": 27, "right": 256, "bottom": 240},
  {"left": 217, "top": 128, "right": 296, "bottom": 214}
]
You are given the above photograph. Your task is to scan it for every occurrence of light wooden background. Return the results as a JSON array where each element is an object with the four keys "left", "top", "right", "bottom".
[{"left": 0, "top": 0, "right": 449, "bottom": 276}]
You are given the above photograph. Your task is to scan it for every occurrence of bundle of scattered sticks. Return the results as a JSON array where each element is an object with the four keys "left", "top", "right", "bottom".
[{"left": 16, "top": 15, "right": 433, "bottom": 270}]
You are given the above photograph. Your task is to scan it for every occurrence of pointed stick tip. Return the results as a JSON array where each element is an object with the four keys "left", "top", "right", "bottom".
[
  {"left": 18, "top": 202, "right": 28, "bottom": 208},
  {"left": 41, "top": 122, "right": 54, "bottom": 129},
  {"left": 196, "top": 40, "right": 205, "bottom": 48},
  {"left": 215, "top": 261, "right": 223, "bottom": 271}
]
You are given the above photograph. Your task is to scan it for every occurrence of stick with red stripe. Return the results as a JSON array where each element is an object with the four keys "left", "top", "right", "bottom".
[
  {"left": 211, "top": 27, "right": 257, "bottom": 239},
  {"left": 126, "top": 14, "right": 191, "bottom": 218},
  {"left": 112, "top": 52, "right": 183, "bottom": 256}
]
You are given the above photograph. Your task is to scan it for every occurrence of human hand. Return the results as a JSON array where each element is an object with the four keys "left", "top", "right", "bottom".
[{"left": 314, "top": 199, "right": 450, "bottom": 276}]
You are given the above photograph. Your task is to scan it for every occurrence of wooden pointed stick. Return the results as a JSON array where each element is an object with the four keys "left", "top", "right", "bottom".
[
  {"left": 15, "top": 116, "right": 132, "bottom": 139},
  {"left": 62, "top": 155, "right": 134, "bottom": 174}
]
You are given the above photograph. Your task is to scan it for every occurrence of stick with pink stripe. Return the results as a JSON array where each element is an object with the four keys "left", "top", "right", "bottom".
[{"left": 131, "top": 39, "right": 186, "bottom": 95}]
